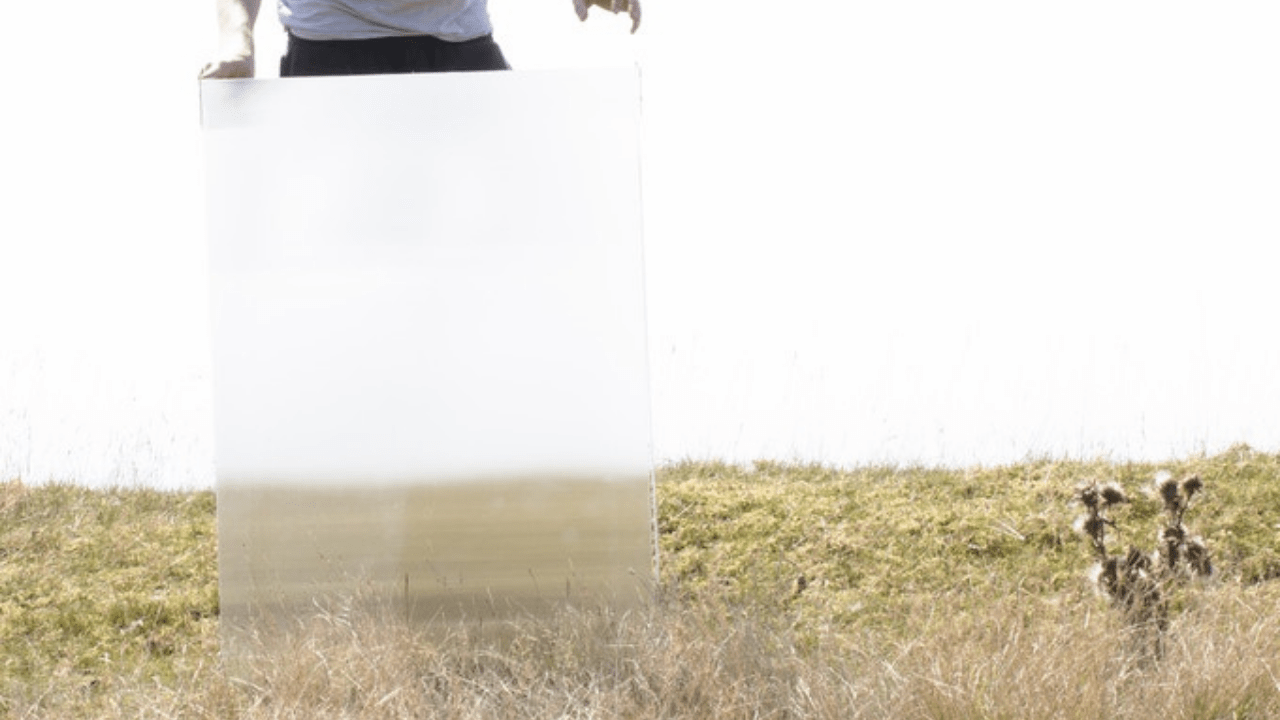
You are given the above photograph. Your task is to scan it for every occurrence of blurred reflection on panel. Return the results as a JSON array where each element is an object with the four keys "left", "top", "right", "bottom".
[{"left": 201, "top": 70, "right": 655, "bottom": 652}]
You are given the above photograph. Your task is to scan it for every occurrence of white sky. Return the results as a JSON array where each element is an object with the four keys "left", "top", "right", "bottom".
[{"left": 2, "top": 1, "right": 1279, "bottom": 488}]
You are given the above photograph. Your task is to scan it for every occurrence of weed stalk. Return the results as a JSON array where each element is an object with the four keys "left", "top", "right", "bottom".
[{"left": 1073, "top": 473, "right": 1213, "bottom": 660}]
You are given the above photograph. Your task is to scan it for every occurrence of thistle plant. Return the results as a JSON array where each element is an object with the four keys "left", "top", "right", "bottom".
[
  {"left": 1151, "top": 471, "right": 1213, "bottom": 580},
  {"left": 1074, "top": 480, "right": 1164, "bottom": 629},
  {"left": 1073, "top": 473, "right": 1213, "bottom": 657}
]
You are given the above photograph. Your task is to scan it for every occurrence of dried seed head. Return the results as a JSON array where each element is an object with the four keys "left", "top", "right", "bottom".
[
  {"left": 1161, "top": 524, "right": 1186, "bottom": 545},
  {"left": 1186, "top": 537, "right": 1213, "bottom": 577},
  {"left": 1126, "top": 546, "right": 1151, "bottom": 572},
  {"left": 1085, "top": 516, "right": 1105, "bottom": 538},
  {"left": 1076, "top": 482, "right": 1101, "bottom": 509},
  {"left": 1155, "top": 472, "right": 1181, "bottom": 507},
  {"left": 1100, "top": 483, "right": 1128, "bottom": 506},
  {"left": 1182, "top": 474, "right": 1204, "bottom": 498},
  {"left": 1074, "top": 514, "right": 1105, "bottom": 539}
]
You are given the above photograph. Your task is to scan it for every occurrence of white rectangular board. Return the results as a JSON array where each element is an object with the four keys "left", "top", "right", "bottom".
[{"left": 201, "top": 69, "right": 655, "bottom": 643}]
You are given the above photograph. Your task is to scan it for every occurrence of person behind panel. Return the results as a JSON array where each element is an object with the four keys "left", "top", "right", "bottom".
[{"left": 200, "top": 0, "right": 640, "bottom": 78}]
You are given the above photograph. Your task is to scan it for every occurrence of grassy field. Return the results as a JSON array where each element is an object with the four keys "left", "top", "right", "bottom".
[{"left": 2, "top": 445, "right": 1279, "bottom": 718}]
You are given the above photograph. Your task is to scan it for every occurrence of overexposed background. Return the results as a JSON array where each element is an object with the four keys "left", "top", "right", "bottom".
[{"left": 2, "top": 1, "right": 1278, "bottom": 489}]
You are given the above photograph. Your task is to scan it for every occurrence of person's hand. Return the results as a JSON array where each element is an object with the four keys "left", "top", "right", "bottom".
[
  {"left": 573, "top": 0, "right": 640, "bottom": 33},
  {"left": 200, "top": 50, "right": 255, "bottom": 79}
]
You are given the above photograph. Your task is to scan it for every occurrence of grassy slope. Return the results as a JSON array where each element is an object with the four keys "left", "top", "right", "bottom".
[
  {"left": 1, "top": 444, "right": 1279, "bottom": 716},
  {"left": 658, "top": 445, "right": 1280, "bottom": 638}
]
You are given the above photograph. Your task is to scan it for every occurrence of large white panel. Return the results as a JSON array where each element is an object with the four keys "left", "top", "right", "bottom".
[{"left": 202, "top": 69, "right": 655, "bottom": 641}]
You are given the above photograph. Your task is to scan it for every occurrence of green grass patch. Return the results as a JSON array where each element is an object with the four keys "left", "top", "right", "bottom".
[{"left": 0, "top": 481, "right": 218, "bottom": 697}]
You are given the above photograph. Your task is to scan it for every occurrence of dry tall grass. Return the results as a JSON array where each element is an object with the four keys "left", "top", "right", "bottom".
[{"left": 9, "top": 581, "right": 1279, "bottom": 719}]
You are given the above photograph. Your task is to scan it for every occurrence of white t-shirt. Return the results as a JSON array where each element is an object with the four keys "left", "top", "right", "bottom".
[{"left": 279, "top": 0, "right": 494, "bottom": 42}]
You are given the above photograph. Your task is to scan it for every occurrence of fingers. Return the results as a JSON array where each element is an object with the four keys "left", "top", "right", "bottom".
[
  {"left": 578, "top": 0, "right": 640, "bottom": 31},
  {"left": 613, "top": 0, "right": 640, "bottom": 32},
  {"left": 199, "top": 56, "right": 255, "bottom": 79}
]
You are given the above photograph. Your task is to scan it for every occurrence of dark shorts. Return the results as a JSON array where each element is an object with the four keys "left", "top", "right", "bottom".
[{"left": 280, "top": 32, "right": 510, "bottom": 77}]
